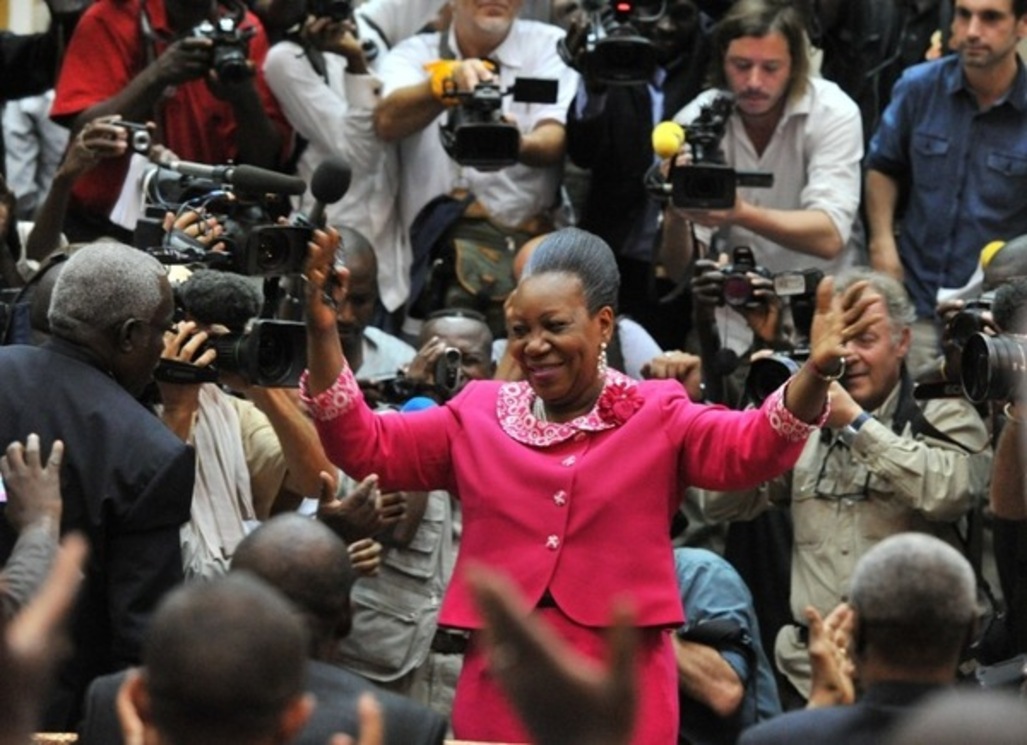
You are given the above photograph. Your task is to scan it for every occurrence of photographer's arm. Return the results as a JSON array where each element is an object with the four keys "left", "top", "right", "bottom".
[
  {"left": 864, "top": 169, "right": 904, "bottom": 282},
  {"left": 718, "top": 201, "right": 844, "bottom": 260},
  {"left": 374, "top": 80, "right": 446, "bottom": 142},
  {"left": 245, "top": 387, "right": 336, "bottom": 500},
  {"left": 221, "top": 80, "right": 284, "bottom": 170},
  {"left": 672, "top": 636, "right": 745, "bottom": 717},
  {"left": 989, "top": 406, "right": 1026, "bottom": 521},
  {"left": 518, "top": 120, "right": 566, "bottom": 168},
  {"left": 157, "top": 323, "right": 214, "bottom": 442},
  {"left": 657, "top": 208, "right": 701, "bottom": 283}
]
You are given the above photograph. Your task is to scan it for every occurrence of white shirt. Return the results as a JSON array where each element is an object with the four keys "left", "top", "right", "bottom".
[
  {"left": 262, "top": 0, "right": 446, "bottom": 312},
  {"left": 674, "top": 77, "right": 864, "bottom": 276},
  {"left": 379, "top": 19, "right": 579, "bottom": 232}
]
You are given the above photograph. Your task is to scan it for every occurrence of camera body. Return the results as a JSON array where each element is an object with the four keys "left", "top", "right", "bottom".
[
  {"left": 671, "top": 95, "right": 773, "bottom": 209},
  {"left": 118, "top": 121, "right": 152, "bottom": 154},
  {"left": 946, "top": 292, "right": 995, "bottom": 350},
  {"left": 719, "top": 246, "right": 772, "bottom": 308},
  {"left": 574, "top": 0, "right": 658, "bottom": 86},
  {"left": 307, "top": 0, "right": 353, "bottom": 21},
  {"left": 434, "top": 347, "right": 464, "bottom": 399},
  {"left": 191, "top": 14, "right": 255, "bottom": 84},
  {"left": 440, "top": 78, "right": 559, "bottom": 170}
]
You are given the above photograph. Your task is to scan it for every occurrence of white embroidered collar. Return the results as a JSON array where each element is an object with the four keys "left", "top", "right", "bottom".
[{"left": 496, "top": 369, "right": 639, "bottom": 447}]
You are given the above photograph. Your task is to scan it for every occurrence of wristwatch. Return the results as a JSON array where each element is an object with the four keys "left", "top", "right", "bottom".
[{"left": 837, "top": 411, "right": 872, "bottom": 448}]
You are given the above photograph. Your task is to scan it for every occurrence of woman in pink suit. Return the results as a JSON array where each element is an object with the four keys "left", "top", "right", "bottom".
[{"left": 301, "top": 227, "right": 881, "bottom": 744}]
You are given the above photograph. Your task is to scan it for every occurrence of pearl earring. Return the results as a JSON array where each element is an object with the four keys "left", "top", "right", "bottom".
[{"left": 597, "top": 341, "right": 608, "bottom": 377}]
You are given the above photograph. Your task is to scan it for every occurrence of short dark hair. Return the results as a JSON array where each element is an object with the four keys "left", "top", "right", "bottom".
[
  {"left": 143, "top": 573, "right": 308, "bottom": 745},
  {"left": 231, "top": 514, "right": 357, "bottom": 654},
  {"left": 708, "top": 0, "right": 810, "bottom": 100},
  {"left": 176, "top": 269, "right": 263, "bottom": 332},
  {"left": 522, "top": 227, "right": 620, "bottom": 315}
]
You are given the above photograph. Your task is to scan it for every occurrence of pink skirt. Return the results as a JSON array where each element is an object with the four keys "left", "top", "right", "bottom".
[{"left": 451, "top": 606, "right": 679, "bottom": 744}]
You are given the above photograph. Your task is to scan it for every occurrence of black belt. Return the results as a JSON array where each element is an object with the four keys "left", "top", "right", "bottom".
[{"left": 430, "top": 629, "right": 469, "bottom": 655}]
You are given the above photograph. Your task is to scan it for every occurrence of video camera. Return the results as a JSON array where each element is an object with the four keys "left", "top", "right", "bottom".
[
  {"left": 557, "top": 0, "right": 663, "bottom": 86},
  {"left": 191, "top": 1, "right": 255, "bottom": 85},
  {"left": 440, "top": 78, "right": 559, "bottom": 171},
  {"left": 307, "top": 0, "right": 353, "bottom": 21},
  {"left": 156, "top": 319, "right": 307, "bottom": 388},
  {"left": 671, "top": 95, "right": 773, "bottom": 210}
]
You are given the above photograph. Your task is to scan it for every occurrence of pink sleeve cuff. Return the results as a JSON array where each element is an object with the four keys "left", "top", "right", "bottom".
[
  {"left": 762, "top": 379, "right": 830, "bottom": 443},
  {"left": 299, "top": 368, "right": 362, "bottom": 422}
]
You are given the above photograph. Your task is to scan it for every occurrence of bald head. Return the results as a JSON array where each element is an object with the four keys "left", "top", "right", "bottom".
[
  {"left": 232, "top": 514, "right": 357, "bottom": 657},
  {"left": 984, "top": 234, "right": 1027, "bottom": 291}
]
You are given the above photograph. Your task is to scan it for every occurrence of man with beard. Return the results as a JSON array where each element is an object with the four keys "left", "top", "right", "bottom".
[{"left": 865, "top": 0, "right": 1027, "bottom": 371}]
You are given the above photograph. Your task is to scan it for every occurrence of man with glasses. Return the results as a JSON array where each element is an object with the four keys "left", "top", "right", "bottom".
[{"left": 696, "top": 268, "right": 991, "bottom": 705}]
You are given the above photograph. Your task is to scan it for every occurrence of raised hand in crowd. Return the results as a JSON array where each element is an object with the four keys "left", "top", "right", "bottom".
[
  {"left": 641, "top": 351, "right": 703, "bottom": 401},
  {"left": 1, "top": 435, "right": 63, "bottom": 538},
  {"left": 315, "top": 470, "right": 405, "bottom": 544},
  {"left": 804, "top": 603, "right": 856, "bottom": 709},
  {"left": 0, "top": 534, "right": 88, "bottom": 745},
  {"left": 301, "top": 15, "right": 368, "bottom": 74},
  {"left": 467, "top": 565, "right": 638, "bottom": 745}
]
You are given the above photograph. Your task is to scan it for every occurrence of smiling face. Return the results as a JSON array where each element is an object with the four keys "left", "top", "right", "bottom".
[
  {"left": 841, "top": 314, "right": 911, "bottom": 412},
  {"left": 723, "top": 31, "right": 793, "bottom": 122},
  {"left": 951, "top": 0, "right": 1027, "bottom": 72},
  {"left": 505, "top": 271, "right": 614, "bottom": 420}
]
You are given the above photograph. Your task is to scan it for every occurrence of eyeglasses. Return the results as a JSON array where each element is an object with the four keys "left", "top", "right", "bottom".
[{"left": 814, "top": 439, "right": 871, "bottom": 502}]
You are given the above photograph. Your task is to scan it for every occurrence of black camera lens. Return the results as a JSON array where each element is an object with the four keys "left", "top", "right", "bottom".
[
  {"left": 213, "top": 46, "right": 250, "bottom": 83},
  {"left": 255, "top": 329, "right": 295, "bottom": 385},
  {"left": 722, "top": 274, "right": 753, "bottom": 307},
  {"left": 948, "top": 311, "right": 987, "bottom": 349},
  {"left": 131, "top": 129, "right": 151, "bottom": 153},
  {"left": 961, "top": 332, "right": 1027, "bottom": 404},
  {"left": 252, "top": 231, "right": 291, "bottom": 274},
  {"left": 745, "top": 353, "right": 806, "bottom": 406}
]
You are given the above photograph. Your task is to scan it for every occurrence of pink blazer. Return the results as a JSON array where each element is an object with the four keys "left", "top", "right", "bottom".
[{"left": 307, "top": 369, "right": 813, "bottom": 629}]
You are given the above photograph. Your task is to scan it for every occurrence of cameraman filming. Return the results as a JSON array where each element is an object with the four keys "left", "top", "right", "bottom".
[
  {"left": 373, "top": 0, "right": 578, "bottom": 334},
  {"left": 50, "top": 0, "right": 289, "bottom": 242},
  {"left": 658, "top": 0, "right": 863, "bottom": 298},
  {"left": 158, "top": 269, "right": 334, "bottom": 578}
]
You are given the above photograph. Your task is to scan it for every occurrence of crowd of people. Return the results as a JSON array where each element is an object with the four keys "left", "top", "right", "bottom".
[{"left": 2, "top": 0, "right": 1027, "bottom": 744}]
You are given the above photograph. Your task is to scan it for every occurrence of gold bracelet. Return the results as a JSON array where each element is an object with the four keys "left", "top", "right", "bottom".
[{"left": 809, "top": 358, "right": 846, "bottom": 382}]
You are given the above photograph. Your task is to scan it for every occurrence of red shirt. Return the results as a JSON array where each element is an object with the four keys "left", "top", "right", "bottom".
[{"left": 52, "top": 0, "right": 288, "bottom": 216}]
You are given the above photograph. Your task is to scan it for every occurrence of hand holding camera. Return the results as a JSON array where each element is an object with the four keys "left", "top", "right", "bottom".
[
  {"left": 153, "top": 36, "right": 215, "bottom": 87},
  {"left": 302, "top": 15, "right": 366, "bottom": 72},
  {"left": 304, "top": 227, "right": 349, "bottom": 334},
  {"left": 404, "top": 336, "right": 465, "bottom": 401}
]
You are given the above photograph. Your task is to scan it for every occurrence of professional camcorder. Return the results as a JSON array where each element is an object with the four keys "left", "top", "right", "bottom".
[
  {"left": 960, "top": 331, "right": 1027, "bottom": 404},
  {"left": 191, "top": 3, "right": 255, "bottom": 85},
  {"left": 440, "top": 78, "right": 559, "bottom": 171},
  {"left": 557, "top": 0, "right": 664, "bottom": 86},
  {"left": 156, "top": 320, "right": 307, "bottom": 388},
  {"left": 671, "top": 95, "right": 773, "bottom": 210},
  {"left": 307, "top": 0, "right": 353, "bottom": 21}
]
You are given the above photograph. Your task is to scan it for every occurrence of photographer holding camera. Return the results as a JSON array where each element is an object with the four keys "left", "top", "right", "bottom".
[
  {"left": 50, "top": 0, "right": 289, "bottom": 242},
  {"left": 695, "top": 268, "right": 992, "bottom": 704},
  {"left": 156, "top": 269, "right": 337, "bottom": 578},
  {"left": 373, "top": 0, "right": 578, "bottom": 335},
  {"left": 658, "top": 0, "right": 864, "bottom": 301}
]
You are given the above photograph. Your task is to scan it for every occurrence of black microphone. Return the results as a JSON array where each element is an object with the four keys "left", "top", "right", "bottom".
[
  {"left": 167, "top": 159, "right": 307, "bottom": 196},
  {"left": 306, "top": 156, "right": 353, "bottom": 228}
]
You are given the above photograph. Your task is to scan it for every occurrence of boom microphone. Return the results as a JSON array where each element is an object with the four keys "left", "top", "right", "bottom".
[
  {"left": 307, "top": 156, "right": 353, "bottom": 228},
  {"left": 652, "top": 121, "right": 685, "bottom": 160},
  {"left": 167, "top": 159, "right": 307, "bottom": 196}
]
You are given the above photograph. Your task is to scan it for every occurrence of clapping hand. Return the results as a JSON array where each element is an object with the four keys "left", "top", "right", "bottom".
[{"left": 805, "top": 603, "right": 856, "bottom": 709}]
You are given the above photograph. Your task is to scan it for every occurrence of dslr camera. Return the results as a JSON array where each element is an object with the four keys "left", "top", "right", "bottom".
[
  {"left": 558, "top": 0, "right": 661, "bottom": 86},
  {"left": 718, "top": 246, "right": 772, "bottom": 308},
  {"left": 671, "top": 95, "right": 773, "bottom": 209},
  {"left": 960, "top": 331, "right": 1027, "bottom": 404},
  {"left": 191, "top": 4, "right": 255, "bottom": 85},
  {"left": 156, "top": 320, "right": 307, "bottom": 388},
  {"left": 440, "top": 78, "right": 559, "bottom": 171},
  {"left": 946, "top": 292, "right": 995, "bottom": 350}
]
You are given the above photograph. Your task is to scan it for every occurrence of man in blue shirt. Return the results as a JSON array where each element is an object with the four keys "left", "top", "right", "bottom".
[
  {"left": 673, "top": 547, "right": 781, "bottom": 744},
  {"left": 865, "top": 0, "right": 1027, "bottom": 370}
]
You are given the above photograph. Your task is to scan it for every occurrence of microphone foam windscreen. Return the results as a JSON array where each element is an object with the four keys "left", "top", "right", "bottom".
[
  {"left": 311, "top": 156, "right": 353, "bottom": 205},
  {"left": 652, "top": 121, "right": 685, "bottom": 160}
]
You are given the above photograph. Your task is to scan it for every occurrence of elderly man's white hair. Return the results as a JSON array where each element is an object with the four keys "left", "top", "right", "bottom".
[
  {"left": 49, "top": 242, "right": 166, "bottom": 342},
  {"left": 850, "top": 532, "right": 978, "bottom": 668}
]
